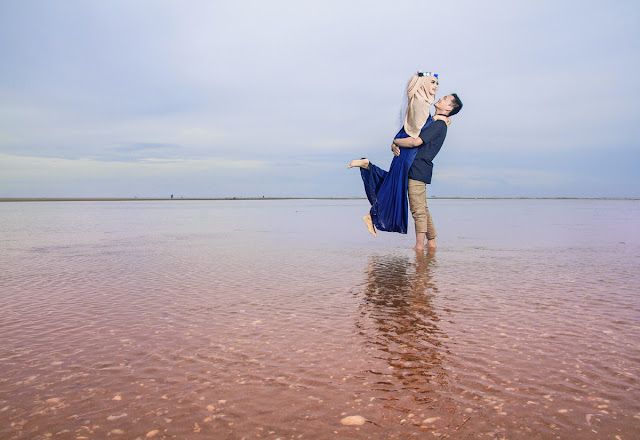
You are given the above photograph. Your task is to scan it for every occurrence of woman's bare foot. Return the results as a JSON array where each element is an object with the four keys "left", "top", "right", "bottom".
[
  {"left": 363, "top": 214, "right": 377, "bottom": 237},
  {"left": 348, "top": 159, "right": 369, "bottom": 169}
]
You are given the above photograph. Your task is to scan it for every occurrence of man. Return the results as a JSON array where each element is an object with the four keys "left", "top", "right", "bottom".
[{"left": 391, "top": 93, "right": 463, "bottom": 251}]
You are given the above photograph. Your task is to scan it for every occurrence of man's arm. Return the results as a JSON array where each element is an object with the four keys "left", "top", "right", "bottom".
[
  {"left": 393, "top": 136, "right": 423, "bottom": 148},
  {"left": 391, "top": 136, "right": 423, "bottom": 156},
  {"left": 394, "top": 119, "right": 447, "bottom": 148},
  {"left": 393, "top": 120, "right": 446, "bottom": 156}
]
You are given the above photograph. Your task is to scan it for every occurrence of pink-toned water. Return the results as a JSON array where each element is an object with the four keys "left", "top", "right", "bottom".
[{"left": 1, "top": 199, "right": 639, "bottom": 439}]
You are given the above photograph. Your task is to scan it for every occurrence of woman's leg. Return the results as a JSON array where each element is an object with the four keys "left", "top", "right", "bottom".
[
  {"left": 348, "top": 159, "right": 369, "bottom": 169},
  {"left": 348, "top": 158, "right": 377, "bottom": 236},
  {"left": 363, "top": 214, "right": 377, "bottom": 237}
]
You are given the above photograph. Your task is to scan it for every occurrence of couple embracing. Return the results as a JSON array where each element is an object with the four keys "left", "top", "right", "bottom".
[{"left": 349, "top": 71, "right": 462, "bottom": 251}]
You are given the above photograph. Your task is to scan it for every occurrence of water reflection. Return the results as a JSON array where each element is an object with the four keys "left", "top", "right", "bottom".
[{"left": 357, "top": 250, "right": 447, "bottom": 403}]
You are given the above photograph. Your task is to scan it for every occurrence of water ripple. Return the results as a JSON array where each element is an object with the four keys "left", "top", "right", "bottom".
[{"left": 1, "top": 200, "right": 639, "bottom": 439}]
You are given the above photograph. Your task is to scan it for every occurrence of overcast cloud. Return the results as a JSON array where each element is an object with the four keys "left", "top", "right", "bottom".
[{"left": 1, "top": 0, "right": 638, "bottom": 198}]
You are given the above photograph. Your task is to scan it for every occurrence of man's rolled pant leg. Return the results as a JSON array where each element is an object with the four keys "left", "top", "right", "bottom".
[{"left": 408, "top": 178, "right": 437, "bottom": 239}]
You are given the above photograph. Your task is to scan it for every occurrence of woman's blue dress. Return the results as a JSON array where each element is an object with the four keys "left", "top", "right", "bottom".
[{"left": 360, "top": 116, "right": 433, "bottom": 234}]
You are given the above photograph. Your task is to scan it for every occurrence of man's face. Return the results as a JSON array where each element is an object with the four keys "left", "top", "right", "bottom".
[
  {"left": 435, "top": 95, "right": 455, "bottom": 114},
  {"left": 427, "top": 77, "right": 439, "bottom": 96}
]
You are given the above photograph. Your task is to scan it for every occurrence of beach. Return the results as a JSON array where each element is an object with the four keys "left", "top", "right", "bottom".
[{"left": 1, "top": 199, "right": 639, "bottom": 439}]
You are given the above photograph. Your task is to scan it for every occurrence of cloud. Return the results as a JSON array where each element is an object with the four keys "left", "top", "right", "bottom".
[
  {"left": 0, "top": 153, "right": 266, "bottom": 180},
  {"left": 0, "top": 0, "right": 639, "bottom": 197}
]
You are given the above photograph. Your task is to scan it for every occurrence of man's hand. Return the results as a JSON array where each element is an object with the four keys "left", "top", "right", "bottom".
[{"left": 391, "top": 142, "right": 400, "bottom": 157}]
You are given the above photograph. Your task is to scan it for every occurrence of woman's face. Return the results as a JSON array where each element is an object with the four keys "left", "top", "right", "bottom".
[{"left": 427, "top": 77, "right": 439, "bottom": 95}]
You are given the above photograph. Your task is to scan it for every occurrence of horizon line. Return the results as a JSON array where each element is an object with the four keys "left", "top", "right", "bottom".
[{"left": 1, "top": 196, "right": 639, "bottom": 202}]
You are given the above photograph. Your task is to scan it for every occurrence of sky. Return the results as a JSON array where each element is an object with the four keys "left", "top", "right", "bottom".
[{"left": 1, "top": 0, "right": 639, "bottom": 198}]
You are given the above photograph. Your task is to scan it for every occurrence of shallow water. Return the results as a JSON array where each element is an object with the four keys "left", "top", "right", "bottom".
[{"left": 1, "top": 199, "right": 639, "bottom": 439}]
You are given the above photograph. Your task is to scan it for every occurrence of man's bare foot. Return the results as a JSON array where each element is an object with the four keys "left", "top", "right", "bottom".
[
  {"left": 348, "top": 159, "right": 369, "bottom": 169},
  {"left": 413, "top": 232, "right": 426, "bottom": 251},
  {"left": 414, "top": 239, "right": 435, "bottom": 252},
  {"left": 363, "top": 214, "right": 377, "bottom": 237}
]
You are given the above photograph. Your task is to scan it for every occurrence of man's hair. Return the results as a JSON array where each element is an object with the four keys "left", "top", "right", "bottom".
[{"left": 448, "top": 93, "right": 463, "bottom": 116}]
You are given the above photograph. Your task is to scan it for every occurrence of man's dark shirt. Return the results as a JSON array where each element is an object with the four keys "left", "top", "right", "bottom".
[{"left": 407, "top": 119, "right": 448, "bottom": 184}]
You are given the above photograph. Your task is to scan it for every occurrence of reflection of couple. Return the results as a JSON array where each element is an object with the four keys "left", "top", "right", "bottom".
[
  {"left": 349, "top": 71, "right": 463, "bottom": 251},
  {"left": 358, "top": 251, "right": 445, "bottom": 399}
]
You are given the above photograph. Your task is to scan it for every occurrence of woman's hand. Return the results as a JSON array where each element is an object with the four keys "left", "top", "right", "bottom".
[
  {"left": 433, "top": 115, "right": 451, "bottom": 126},
  {"left": 391, "top": 142, "right": 401, "bottom": 157}
]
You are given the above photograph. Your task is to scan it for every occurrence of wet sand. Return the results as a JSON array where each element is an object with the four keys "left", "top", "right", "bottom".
[{"left": 1, "top": 199, "right": 639, "bottom": 439}]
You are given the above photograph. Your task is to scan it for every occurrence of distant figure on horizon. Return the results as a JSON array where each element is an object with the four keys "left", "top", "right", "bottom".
[{"left": 349, "top": 71, "right": 462, "bottom": 251}]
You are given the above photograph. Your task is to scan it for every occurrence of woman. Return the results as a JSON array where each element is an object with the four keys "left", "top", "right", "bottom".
[{"left": 349, "top": 71, "right": 449, "bottom": 236}]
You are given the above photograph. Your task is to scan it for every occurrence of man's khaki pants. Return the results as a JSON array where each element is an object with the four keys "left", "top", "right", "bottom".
[{"left": 408, "top": 178, "right": 437, "bottom": 240}]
